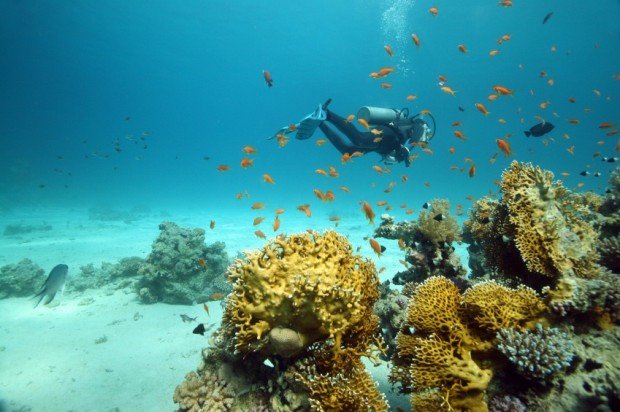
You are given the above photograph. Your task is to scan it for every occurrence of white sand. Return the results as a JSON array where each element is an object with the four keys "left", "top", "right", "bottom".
[{"left": 0, "top": 206, "right": 429, "bottom": 411}]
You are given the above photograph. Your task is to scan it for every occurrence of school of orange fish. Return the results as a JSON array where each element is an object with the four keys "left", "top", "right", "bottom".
[{"left": 210, "top": 4, "right": 618, "bottom": 258}]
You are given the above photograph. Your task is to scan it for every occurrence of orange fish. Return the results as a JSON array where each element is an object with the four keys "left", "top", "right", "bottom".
[
  {"left": 324, "top": 190, "right": 335, "bottom": 202},
  {"left": 380, "top": 82, "right": 392, "bottom": 89},
  {"left": 567, "top": 145, "right": 575, "bottom": 155},
  {"left": 376, "top": 200, "right": 387, "bottom": 207},
  {"left": 262, "top": 173, "right": 275, "bottom": 184},
  {"left": 468, "top": 164, "right": 476, "bottom": 177},
  {"left": 493, "top": 85, "right": 513, "bottom": 96},
  {"left": 361, "top": 201, "right": 375, "bottom": 224},
  {"left": 440, "top": 86, "right": 456, "bottom": 96},
  {"left": 357, "top": 118, "right": 370, "bottom": 129},
  {"left": 384, "top": 45, "right": 393, "bottom": 57},
  {"left": 411, "top": 33, "right": 420, "bottom": 47},
  {"left": 274, "top": 208, "right": 285, "bottom": 215},
  {"left": 454, "top": 130, "right": 467, "bottom": 140},
  {"left": 451, "top": 121, "right": 461, "bottom": 127},
  {"left": 567, "top": 119, "right": 580, "bottom": 125},
  {"left": 488, "top": 94, "right": 498, "bottom": 101},
  {"left": 217, "top": 164, "right": 230, "bottom": 172},
  {"left": 496, "top": 139, "right": 511, "bottom": 157},
  {"left": 475, "top": 103, "right": 490, "bottom": 116},
  {"left": 297, "top": 203, "right": 312, "bottom": 217},
  {"left": 429, "top": 7, "right": 439, "bottom": 15},
  {"left": 372, "top": 165, "right": 384, "bottom": 174},
  {"left": 345, "top": 114, "right": 355, "bottom": 123},
  {"left": 340, "top": 186, "right": 351, "bottom": 192},
  {"left": 315, "top": 139, "right": 327, "bottom": 146},
  {"left": 209, "top": 220, "right": 215, "bottom": 230},
  {"left": 240, "top": 157, "right": 254, "bottom": 168},
  {"left": 369, "top": 238, "right": 383, "bottom": 257},
  {"left": 197, "top": 258, "right": 206, "bottom": 267},
  {"left": 489, "top": 49, "right": 500, "bottom": 57},
  {"left": 438, "top": 75, "right": 448, "bottom": 83},
  {"left": 398, "top": 238, "right": 406, "bottom": 250},
  {"left": 599, "top": 122, "right": 615, "bottom": 129},
  {"left": 458, "top": 44, "right": 468, "bottom": 53},
  {"left": 313, "top": 188, "right": 325, "bottom": 200},
  {"left": 449, "top": 147, "right": 456, "bottom": 154},
  {"left": 606, "top": 129, "right": 619, "bottom": 136},
  {"left": 315, "top": 168, "right": 327, "bottom": 176},
  {"left": 251, "top": 202, "right": 265, "bottom": 210},
  {"left": 288, "top": 123, "right": 297, "bottom": 132},
  {"left": 328, "top": 166, "right": 339, "bottom": 178},
  {"left": 242, "top": 145, "right": 257, "bottom": 154},
  {"left": 262, "top": 70, "right": 273, "bottom": 87},
  {"left": 406, "top": 94, "right": 417, "bottom": 101},
  {"left": 499, "top": 0, "right": 512, "bottom": 7},
  {"left": 252, "top": 217, "right": 265, "bottom": 226},
  {"left": 254, "top": 230, "right": 266, "bottom": 239},
  {"left": 273, "top": 216, "right": 281, "bottom": 232},
  {"left": 276, "top": 133, "right": 289, "bottom": 148},
  {"left": 405, "top": 208, "right": 414, "bottom": 215},
  {"left": 209, "top": 292, "right": 224, "bottom": 301},
  {"left": 341, "top": 152, "right": 352, "bottom": 164}
]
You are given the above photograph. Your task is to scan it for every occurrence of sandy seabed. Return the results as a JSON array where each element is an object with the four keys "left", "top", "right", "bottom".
[{"left": 0, "top": 206, "right": 445, "bottom": 411}]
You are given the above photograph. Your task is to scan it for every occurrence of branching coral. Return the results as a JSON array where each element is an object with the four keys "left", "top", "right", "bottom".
[
  {"left": 496, "top": 323, "right": 574, "bottom": 382},
  {"left": 500, "top": 161, "right": 601, "bottom": 279},
  {"left": 223, "top": 230, "right": 381, "bottom": 358}
]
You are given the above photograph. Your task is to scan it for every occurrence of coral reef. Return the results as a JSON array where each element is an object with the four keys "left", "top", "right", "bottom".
[
  {"left": 3, "top": 222, "right": 52, "bottom": 236},
  {"left": 488, "top": 395, "right": 527, "bottom": 412},
  {"left": 67, "top": 257, "right": 144, "bottom": 292},
  {"left": 374, "top": 281, "right": 408, "bottom": 359},
  {"left": 390, "top": 276, "right": 546, "bottom": 411},
  {"left": 0, "top": 258, "right": 45, "bottom": 298},
  {"left": 175, "top": 231, "right": 389, "bottom": 411},
  {"left": 496, "top": 323, "right": 574, "bottom": 382},
  {"left": 375, "top": 199, "right": 467, "bottom": 286},
  {"left": 597, "top": 236, "right": 620, "bottom": 273},
  {"left": 136, "top": 222, "right": 230, "bottom": 304}
]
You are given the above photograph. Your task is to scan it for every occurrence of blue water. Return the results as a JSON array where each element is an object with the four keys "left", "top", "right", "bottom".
[{"left": 1, "top": 0, "right": 619, "bottom": 216}]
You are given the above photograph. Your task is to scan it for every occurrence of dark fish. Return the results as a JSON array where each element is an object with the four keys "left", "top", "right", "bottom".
[
  {"left": 594, "top": 172, "right": 601, "bottom": 177},
  {"left": 193, "top": 323, "right": 206, "bottom": 336},
  {"left": 602, "top": 157, "right": 617, "bottom": 163},
  {"left": 422, "top": 202, "right": 431, "bottom": 209},
  {"left": 380, "top": 245, "right": 387, "bottom": 253},
  {"left": 580, "top": 171, "right": 590, "bottom": 176},
  {"left": 433, "top": 213, "right": 444, "bottom": 221},
  {"left": 542, "top": 12, "right": 553, "bottom": 24},
  {"left": 458, "top": 106, "right": 465, "bottom": 112},
  {"left": 180, "top": 314, "right": 197, "bottom": 323},
  {"left": 524, "top": 122, "right": 554, "bottom": 137},
  {"left": 33, "top": 264, "right": 68, "bottom": 307}
]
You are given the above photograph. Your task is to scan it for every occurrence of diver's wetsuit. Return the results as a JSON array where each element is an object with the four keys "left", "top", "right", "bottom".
[{"left": 319, "top": 109, "right": 424, "bottom": 166}]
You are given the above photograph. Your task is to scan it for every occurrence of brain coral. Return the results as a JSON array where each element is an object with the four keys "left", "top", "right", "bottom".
[
  {"left": 500, "top": 161, "right": 600, "bottom": 279},
  {"left": 223, "top": 230, "right": 381, "bottom": 358}
]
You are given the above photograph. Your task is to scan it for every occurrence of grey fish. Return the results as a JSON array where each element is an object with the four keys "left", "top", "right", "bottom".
[
  {"left": 542, "top": 12, "right": 553, "bottom": 24},
  {"left": 180, "top": 314, "right": 197, "bottom": 323},
  {"left": 524, "top": 122, "right": 554, "bottom": 137},
  {"left": 33, "top": 264, "right": 68, "bottom": 307}
]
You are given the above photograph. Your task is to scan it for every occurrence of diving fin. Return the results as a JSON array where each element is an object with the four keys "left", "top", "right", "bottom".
[{"left": 295, "top": 104, "right": 327, "bottom": 140}]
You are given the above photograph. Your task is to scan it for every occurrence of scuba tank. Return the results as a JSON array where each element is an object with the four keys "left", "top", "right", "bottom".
[{"left": 357, "top": 106, "right": 407, "bottom": 125}]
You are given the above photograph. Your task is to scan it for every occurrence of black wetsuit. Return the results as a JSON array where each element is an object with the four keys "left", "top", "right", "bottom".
[{"left": 319, "top": 109, "right": 418, "bottom": 166}]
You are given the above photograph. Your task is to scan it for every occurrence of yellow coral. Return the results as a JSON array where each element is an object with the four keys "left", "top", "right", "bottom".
[
  {"left": 500, "top": 161, "right": 600, "bottom": 279},
  {"left": 223, "top": 230, "right": 380, "bottom": 357},
  {"left": 461, "top": 281, "right": 546, "bottom": 333}
]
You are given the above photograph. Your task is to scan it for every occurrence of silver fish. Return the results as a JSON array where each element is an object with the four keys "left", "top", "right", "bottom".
[{"left": 34, "top": 264, "right": 68, "bottom": 307}]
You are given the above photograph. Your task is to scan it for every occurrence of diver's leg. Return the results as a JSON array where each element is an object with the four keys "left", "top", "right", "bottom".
[
  {"left": 319, "top": 123, "right": 364, "bottom": 155},
  {"left": 326, "top": 110, "right": 376, "bottom": 147}
]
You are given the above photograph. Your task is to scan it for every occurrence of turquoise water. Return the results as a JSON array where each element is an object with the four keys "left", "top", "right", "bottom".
[{"left": 0, "top": 1, "right": 619, "bottom": 411}]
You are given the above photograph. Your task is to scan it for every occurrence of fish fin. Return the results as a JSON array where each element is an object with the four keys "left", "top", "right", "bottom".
[
  {"left": 524, "top": 131, "right": 531, "bottom": 137},
  {"left": 43, "top": 292, "right": 57, "bottom": 306},
  {"left": 32, "top": 287, "right": 47, "bottom": 308}
]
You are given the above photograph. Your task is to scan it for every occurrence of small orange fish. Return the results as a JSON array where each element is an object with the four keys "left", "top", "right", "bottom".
[
  {"left": 262, "top": 173, "right": 275, "bottom": 184},
  {"left": 240, "top": 157, "right": 254, "bottom": 168},
  {"left": 599, "top": 122, "right": 615, "bottom": 129},
  {"left": 315, "top": 168, "right": 327, "bottom": 176},
  {"left": 489, "top": 49, "right": 499, "bottom": 57},
  {"left": 498, "top": 118, "right": 506, "bottom": 124},
  {"left": 324, "top": 190, "right": 335, "bottom": 202},
  {"left": 242, "top": 145, "right": 257, "bottom": 154},
  {"left": 217, "top": 164, "right": 230, "bottom": 172},
  {"left": 451, "top": 121, "right": 461, "bottom": 127},
  {"left": 429, "top": 6, "right": 439, "bottom": 15},
  {"left": 328, "top": 166, "right": 339, "bottom": 178},
  {"left": 441, "top": 86, "right": 456, "bottom": 96},
  {"left": 315, "top": 139, "right": 327, "bottom": 146},
  {"left": 274, "top": 208, "right": 285, "bottom": 215},
  {"left": 273, "top": 216, "right": 281, "bottom": 232},
  {"left": 197, "top": 258, "right": 206, "bottom": 267},
  {"left": 405, "top": 208, "right": 414, "bottom": 215},
  {"left": 496, "top": 139, "right": 511, "bottom": 157},
  {"left": 340, "top": 186, "right": 351, "bottom": 193},
  {"left": 406, "top": 94, "right": 417, "bottom": 101},
  {"left": 210, "top": 292, "right": 224, "bottom": 301},
  {"left": 493, "top": 85, "right": 513, "bottom": 95},
  {"left": 288, "top": 123, "right": 297, "bottom": 132},
  {"left": 567, "top": 119, "right": 580, "bottom": 125},
  {"left": 499, "top": 0, "right": 512, "bottom": 7},
  {"left": 203, "top": 303, "right": 210, "bottom": 316},
  {"left": 547, "top": 79, "right": 555, "bottom": 86},
  {"left": 438, "top": 75, "right": 448, "bottom": 83},
  {"left": 357, "top": 118, "right": 370, "bottom": 129},
  {"left": 449, "top": 147, "right": 456, "bottom": 154},
  {"left": 341, "top": 152, "right": 352, "bottom": 164},
  {"left": 539, "top": 100, "right": 550, "bottom": 109},
  {"left": 398, "top": 238, "right": 406, "bottom": 250},
  {"left": 468, "top": 164, "right": 476, "bottom": 177},
  {"left": 251, "top": 202, "right": 265, "bottom": 210},
  {"left": 384, "top": 45, "right": 393, "bottom": 57},
  {"left": 567, "top": 145, "right": 575, "bottom": 155},
  {"left": 209, "top": 220, "right": 215, "bottom": 230},
  {"left": 453, "top": 130, "right": 467, "bottom": 140},
  {"left": 262, "top": 70, "right": 273, "bottom": 87},
  {"left": 380, "top": 82, "right": 392, "bottom": 89},
  {"left": 372, "top": 165, "right": 384, "bottom": 174},
  {"left": 475, "top": 103, "right": 490, "bottom": 116},
  {"left": 606, "top": 129, "right": 619, "bottom": 136},
  {"left": 276, "top": 133, "right": 289, "bottom": 148},
  {"left": 345, "top": 114, "right": 355, "bottom": 123},
  {"left": 252, "top": 217, "right": 265, "bottom": 226},
  {"left": 361, "top": 201, "right": 375, "bottom": 224},
  {"left": 296, "top": 203, "right": 312, "bottom": 217},
  {"left": 369, "top": 238, "right": 383, "bottom": 257},
  {"left": 254, "top": 230, "right": 266, "bottom": 239},
  {"left": 488, "top": 94, "right": 498, "bottom": 101},
  {"left": 458, "top": 44, "right": 467, "bottom": 53},
  {"left": 376, "top": 200, "right": 387, "bottom": 207},
  {"left": 411, "top": 33, "right": 420, "bottom": 47},
  {"left": 401, "top": 175, "right": 408, "bottom": 182}
]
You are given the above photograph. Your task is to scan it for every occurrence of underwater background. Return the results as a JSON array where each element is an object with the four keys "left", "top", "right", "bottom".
[{"left": 0, "top": 1, "right": 619, "bottom": 411}]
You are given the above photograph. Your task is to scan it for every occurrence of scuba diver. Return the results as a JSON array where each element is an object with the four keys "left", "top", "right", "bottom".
[{"left": 271, "top": 99, "right": 435, "bottom": 166}]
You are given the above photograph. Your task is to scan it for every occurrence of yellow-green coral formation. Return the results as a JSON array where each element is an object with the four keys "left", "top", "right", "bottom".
[
  {"left": 416, "top": 198, "right": 462, "bottom": 247},
  {"left": 390, "top": 276, "right": 546, "bottom": 411},
  {"left": 223, "top": 230, "right": 381, "bottom": 358},
  {"left": 500, "top": 161, "right": 601, "bottom": 279}
]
